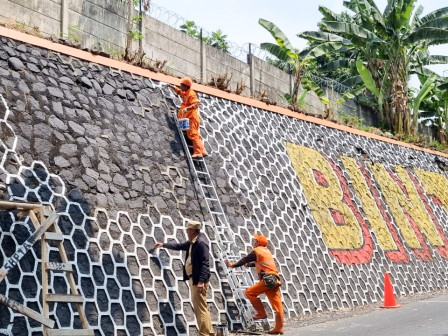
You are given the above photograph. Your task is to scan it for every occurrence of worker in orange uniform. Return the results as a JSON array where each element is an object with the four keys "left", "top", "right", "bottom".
[
  {"left": 225, "top": 234, "right": 284, "bottom": 334},
  {"left": 168, "top": 77, "right": 207, "bottom": 159}
]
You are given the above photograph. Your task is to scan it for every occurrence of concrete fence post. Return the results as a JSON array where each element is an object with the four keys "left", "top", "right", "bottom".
[
  {"left": 200, "top": 29, "right": 206, "bottom": 83},
  {"left": 138, "top": 0, "right": 144, "bottom": 55},
  {"left": 248, "top": 43, "right": 255, "bottom": 96},
  {"left": 61, "top": 0, "right": 69, "bottom": 38}
]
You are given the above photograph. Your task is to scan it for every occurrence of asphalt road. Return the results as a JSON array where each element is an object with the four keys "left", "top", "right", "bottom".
[{"left": 284, "top": 292, "right": 448, "bottom": 336}]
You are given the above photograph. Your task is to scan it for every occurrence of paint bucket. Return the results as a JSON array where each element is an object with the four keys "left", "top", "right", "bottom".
[
  {"left": 179, "top": 118, "right": 190, "bottom": 131},
  {"left": 214, "top": 324, "right": 228, "bottom": 336}
]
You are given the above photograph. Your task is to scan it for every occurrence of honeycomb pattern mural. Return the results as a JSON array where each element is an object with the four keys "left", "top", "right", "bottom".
[{"left": 1, "top": 34, "right": 448, "bottom": 336}]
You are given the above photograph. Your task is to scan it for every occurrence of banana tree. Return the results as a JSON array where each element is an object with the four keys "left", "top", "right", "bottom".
[
  {"left": 258, "top": 19, "right": 330, "bottom": 107},
  {"left": 355, "top": 59, "right": 438, "bottom": 134},
  {"left": 299, "top": 0, "right": 448, "bottom": 136},
  {"left": 419, "top": 79, "right": 448, "bottom": 144}
]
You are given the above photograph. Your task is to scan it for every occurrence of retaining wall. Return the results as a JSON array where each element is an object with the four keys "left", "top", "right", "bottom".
[{"left": 0, "top": 28, "right": 448, "bottom": 336}]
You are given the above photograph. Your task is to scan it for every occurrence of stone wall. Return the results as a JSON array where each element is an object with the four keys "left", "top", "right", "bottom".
[{"left": 1, "top": 30, "right": 448, "bottom": 336}]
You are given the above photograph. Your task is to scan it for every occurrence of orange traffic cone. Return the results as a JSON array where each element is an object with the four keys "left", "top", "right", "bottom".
[{"left": 381, "top": 272, "right": 401, "bottom": 308}]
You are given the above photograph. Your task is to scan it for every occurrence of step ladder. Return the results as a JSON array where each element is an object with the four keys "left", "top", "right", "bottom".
[
  {"left": 172, "top": 111, "right": 257, "bottom": 330},
  {"left": 0, "top": 201, "right": 93, "bottom": 336}
]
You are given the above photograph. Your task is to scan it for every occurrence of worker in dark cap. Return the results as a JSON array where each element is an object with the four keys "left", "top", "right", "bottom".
[
  {"left": 226, "top": 233, "right": 284, "bottom": 334},
  {"left": 154, "top": 220, "right": 213, "bottom": 335}
]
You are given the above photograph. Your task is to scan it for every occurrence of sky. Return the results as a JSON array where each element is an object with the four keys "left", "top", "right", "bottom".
[{"left": 151, "top": 0, "right": 448, "bottom": 84}]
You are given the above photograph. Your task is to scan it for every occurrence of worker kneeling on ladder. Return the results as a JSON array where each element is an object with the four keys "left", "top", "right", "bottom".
[
  {"left": 226, "top": 234, "right": 284, "bottom": 334},
  {"left": 168, "top": 77, "right": 208, "bottom": 159}
]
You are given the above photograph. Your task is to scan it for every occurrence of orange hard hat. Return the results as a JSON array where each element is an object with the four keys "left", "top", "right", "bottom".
[
  {"left": 180, "top": 77, "right": 192, "bottom": 87},
  {"left": 253, "top": 233, "right": 268, "bottom": 246}
]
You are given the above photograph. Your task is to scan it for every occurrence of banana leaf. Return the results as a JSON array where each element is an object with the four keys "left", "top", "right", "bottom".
[
  {"left": 305, "top": 42, "right": 345, "bottom": 60},
  {"left": 413, "top": 74, "right": 437, "bottom": 128},
  {"left": 411, "top": 5, "right": 424, "bottom": 26},
  {"left": 417, "top": 16, "right": 448, "bottom": 29},
  {"left": 260, "top": 42, "right": 293, "bottom": 62},
  {"left": 418, "top": 7, "right": 448, "bottom": 26},
  {"left": 318, "top": 6, "right": 345, "bottom": 22},
  {"left": 259, "top": 19, "right": 294, "bottom": 55},
  {"left": 405, "top": 28, "right": 448, "bottom": 45},
  {"left": 355, "top": 59, "right": 380, "bottom": 97},
  {"left": 398, "top": 0, "right": 417, "bottom": 29},
  {"left": 428, "top": 55, "right": 448, "bottom": 65},
  {"left": 337, "top": 85, "right": 365, "bottom": 104},
  {"left": 299, "top": 31, "right": 347, "bottom": 43},
  {"left": 319, "top": 59, "right": 352, "bottom": 73},
  {"left": 302, "top": 76, "right": 330, "bottom": 105},
  {"left": 321, "top": 21, "right": 381, "bottom": 42}
]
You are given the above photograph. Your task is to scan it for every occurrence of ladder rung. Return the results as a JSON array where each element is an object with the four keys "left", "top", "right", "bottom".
[
  {"left": 205, "top": 197, "right": 219, "bottom": 201},
  {"left": 210, "top": 211, "right": 224, "bottom": 215},
  {"left": 45, "top": 262, "right": 73, "bottom": 272},
  {"left": 46, "top": 294, "right": 83, "bottom": 303},
  {"left": 237, "top": 285, "right": 251, "bottom": 289},
  {"left": 44, "top": 232, "right": 64, "bottom": 241},
  {"left": 47, "top": 330, "right": 94, "bottom": 336},
  {"left": 200, "top": 183, "right": 213, "bottom": 188},
  {"left": 196, "top": 171, "right": 208, "bottom": 175}
]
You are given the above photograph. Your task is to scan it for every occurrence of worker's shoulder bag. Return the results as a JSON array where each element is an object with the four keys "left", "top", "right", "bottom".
[{"left": 263, "top": 273, "right": 278, "bottom": 288}]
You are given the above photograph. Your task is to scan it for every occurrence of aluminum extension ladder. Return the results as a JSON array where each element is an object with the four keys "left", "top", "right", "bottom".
[{"left": 172, "top": 112, "right": 257, "bottom": 330}]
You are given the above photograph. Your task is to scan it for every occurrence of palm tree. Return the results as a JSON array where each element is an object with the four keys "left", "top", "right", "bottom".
[
  {"left": 258, "top": 19, "right": 329, "bottom": 108},
  {"left": 300, "top": 0, "right": 448, "bottom": 136}
]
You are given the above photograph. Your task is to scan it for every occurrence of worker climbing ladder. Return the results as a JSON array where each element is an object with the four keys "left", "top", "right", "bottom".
[
  {"left": 171, "top": 108, "right": 259, "bottom": 330},
  {"left": 0, "top": 201, "right": 93, "bottom": 336}
]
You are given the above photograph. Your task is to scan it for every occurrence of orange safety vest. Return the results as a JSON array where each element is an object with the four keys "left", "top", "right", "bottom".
[{"left": 253, "top": 246, "right": 279, "bottom": 280}]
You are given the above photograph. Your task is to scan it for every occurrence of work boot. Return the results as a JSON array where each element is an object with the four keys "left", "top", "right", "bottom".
[
  {"left": 267, "top": 312, "right": 284, "bottom": 334},
  {"left": 191, "top": 153, "right": 203, "bottom": 159}
]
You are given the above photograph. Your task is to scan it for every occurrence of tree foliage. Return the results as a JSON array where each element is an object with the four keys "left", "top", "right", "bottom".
[
  {"left": 117, "top": 0, "right": 150, "bottom": 61},
  {"left": 258, "top": 19, "right": 330, "bottom": 108},
  {"left": 180, "top": 20, "right": 230, "bottom": 53},
  {"left": 299, "top": 0, "right": 448, "bottom": 136}
]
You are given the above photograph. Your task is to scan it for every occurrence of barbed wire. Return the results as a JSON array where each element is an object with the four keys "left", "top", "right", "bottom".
[
  {"left": 148, "top": 2, "right": 269, "bottom": 61},
  {"left": 147, "top": 2, "right": 351, "bottom": 95},
  {"left": 308, "top": 73, "right": 351, "bottom": 94}
]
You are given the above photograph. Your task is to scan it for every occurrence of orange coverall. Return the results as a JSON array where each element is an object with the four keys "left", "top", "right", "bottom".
[
  {"left": 231, "top": 246, "right": 284, "bottom": 334},
  {"left": 174, "top": 87, "right": 207, "bottom": 156}
]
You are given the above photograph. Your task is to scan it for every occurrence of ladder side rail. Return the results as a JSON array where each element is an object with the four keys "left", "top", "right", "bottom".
[
  {"left": 55, "top": 237, "right": 90, "bottom": 329},
  {"left": 0, "top": 293, "right": 55, "bottom": 328},
  {"left": 173, "top": 115, "right": 216, "bottom": 214},
  {"left": 42, "top": 230, "right": 50, "bottom": 336},
  {"left": 213, "top": 250, "right": 255, "bottom": 329}
]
